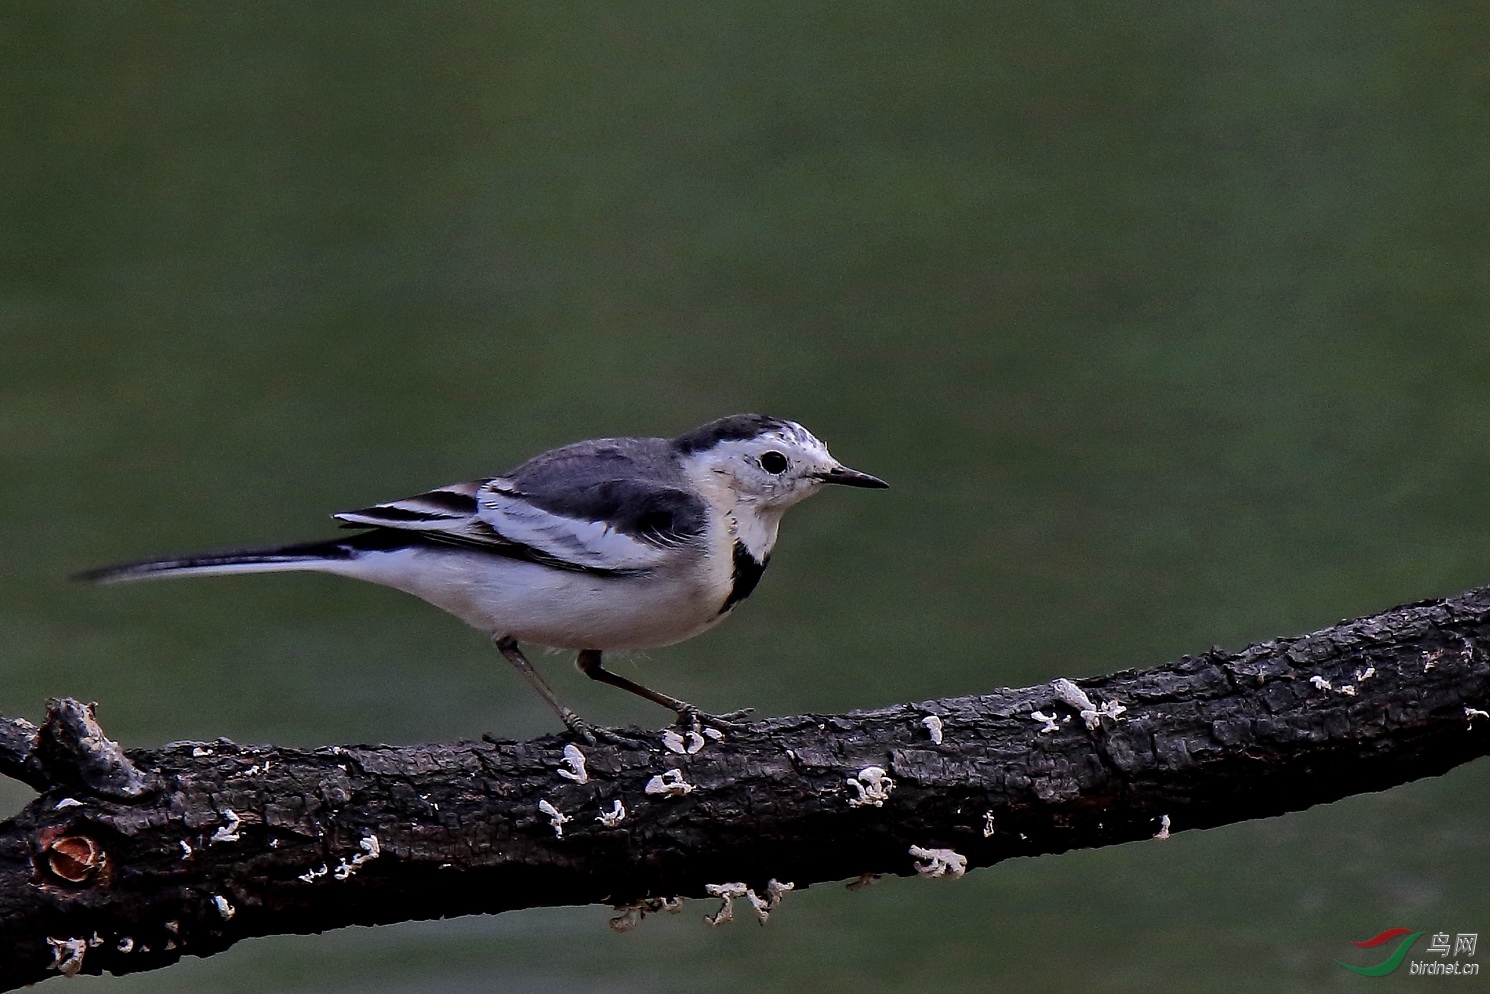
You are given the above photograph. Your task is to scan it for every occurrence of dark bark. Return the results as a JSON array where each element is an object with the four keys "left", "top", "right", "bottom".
[{"left": 3, "top": 586, "right": 1490, "bottom": 989}]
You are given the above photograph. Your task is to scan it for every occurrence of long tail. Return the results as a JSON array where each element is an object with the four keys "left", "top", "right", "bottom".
[{"left": 73, "top": 531, "right": 410, "bottom": 584}]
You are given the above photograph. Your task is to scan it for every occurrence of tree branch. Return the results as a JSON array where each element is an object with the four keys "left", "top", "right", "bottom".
[{"left": 4, "top": 586, "right": 1490, "bottom": 988}]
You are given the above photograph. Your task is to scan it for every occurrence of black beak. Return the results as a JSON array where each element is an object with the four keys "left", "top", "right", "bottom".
[{"left": 820, "top": 465, "right": 889, "bottom": 489}]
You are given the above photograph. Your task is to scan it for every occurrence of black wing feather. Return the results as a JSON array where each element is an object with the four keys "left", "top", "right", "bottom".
[{"left": 504, "top": 437, "right": 708, "bottom": 547}]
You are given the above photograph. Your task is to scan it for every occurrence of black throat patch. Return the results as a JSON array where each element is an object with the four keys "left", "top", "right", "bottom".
[{"left": 721, "top": 540, "right": 769, "bottom": 614}]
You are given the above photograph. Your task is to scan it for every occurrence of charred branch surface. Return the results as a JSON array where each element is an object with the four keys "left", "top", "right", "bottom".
[{"left": 3, "top": 587, "right": 1490, "bottom": 988}]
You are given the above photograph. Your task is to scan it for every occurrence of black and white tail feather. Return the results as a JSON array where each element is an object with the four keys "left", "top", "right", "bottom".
[{"left": 73, "top": 531, "right": 413, "bottom": 584}]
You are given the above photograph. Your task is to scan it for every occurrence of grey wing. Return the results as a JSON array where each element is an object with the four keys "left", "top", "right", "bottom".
[{"left": 332, "top": 443, "right": 708, "bottom": 574}]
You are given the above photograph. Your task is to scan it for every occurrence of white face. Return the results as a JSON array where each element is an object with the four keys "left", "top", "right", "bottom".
[{"left": 687, "top": 423, "right": 886, "bottom": 508}]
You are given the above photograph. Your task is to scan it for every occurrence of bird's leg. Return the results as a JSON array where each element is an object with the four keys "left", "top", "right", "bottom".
[
  {"left": 574, "top": 649, "right": 752, "bottom": 732},
  {"left": 493, "top": 635, "right": 602, "bottom": 744}
]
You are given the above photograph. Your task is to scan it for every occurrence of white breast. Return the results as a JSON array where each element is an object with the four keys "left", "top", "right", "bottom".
[{"left": 323, "top": 532, "right": 737, "bottom": 651}]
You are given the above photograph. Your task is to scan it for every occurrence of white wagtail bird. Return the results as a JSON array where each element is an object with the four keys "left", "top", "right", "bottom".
[{"left": 79, "top": 414, "right": 887, "bottom": 741}]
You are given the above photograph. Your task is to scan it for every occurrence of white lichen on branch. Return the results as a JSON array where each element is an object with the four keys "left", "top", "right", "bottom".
[
  {"left": 537, "top": 800, "right": 571, "bottom": 838},
  {"left": 845, "top": 766, "right": 894, "bottom": 807},
  {"left": 644, "top": 769, "right": 695, "bottom": 797},
  {"left": 556, "top": 744, "right": 589, "bottom": 784},
  {"left": 46, "top": 937, "right": 87, "bottom": 977},
  {"left": 332, "top": 835, "right": 381, "bottom": 879},
  {"left": 909, "top": 845, "right": 967, "bottom": 878},
  {"left": 702, "top": 879, "right": 794, "bottom": 927},
  {"left": 1053, "top": 678, "right": 1127, "bottom": 728}
]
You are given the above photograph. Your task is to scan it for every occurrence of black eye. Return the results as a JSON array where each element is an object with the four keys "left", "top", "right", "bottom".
[{"left": 758, "top": 451, "right": 789, "bottom": 474}]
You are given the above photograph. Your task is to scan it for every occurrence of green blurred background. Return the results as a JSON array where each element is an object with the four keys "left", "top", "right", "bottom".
[{"left": 4, "top": 3, "right": 1489, "bottom": 991}]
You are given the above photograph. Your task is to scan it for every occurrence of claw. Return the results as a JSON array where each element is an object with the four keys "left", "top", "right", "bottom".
[
  {"left": 556, "top": 713, "right": 652, "bottom": 747},
  {"left": 674, "top": 705, "right": 752, "bottom": 734},
  {"left": 559, "top": 711, "right": 601, "bottom": 746},
  {"left": 709, "top": 708, "right": 754, "bottom": 722},
  {"left": 588, "top": 724, "right": 654, "bottom": 747}
]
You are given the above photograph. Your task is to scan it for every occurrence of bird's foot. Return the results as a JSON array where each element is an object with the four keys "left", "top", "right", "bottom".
[
  {"left": 674, "top": 705, "right": 754, "bottom": 735},
  {"left": 553, "top": 710, "right": 653, "bottom": 747},
  {"left": 547, "top": 707, "right": 601, "bottom": 746},
  {"left": 587, "top": 724, "right": 657, "bottom": 747}
]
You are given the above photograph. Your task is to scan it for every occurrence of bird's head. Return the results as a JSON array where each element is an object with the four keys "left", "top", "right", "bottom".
[{"left": 673, "top": 414, "right": 887, "bottom": 510}]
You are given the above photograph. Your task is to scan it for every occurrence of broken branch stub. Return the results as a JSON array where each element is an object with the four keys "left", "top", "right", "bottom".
[{"left": 35, "top": 699, "right": 157, "bottom": 801}]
